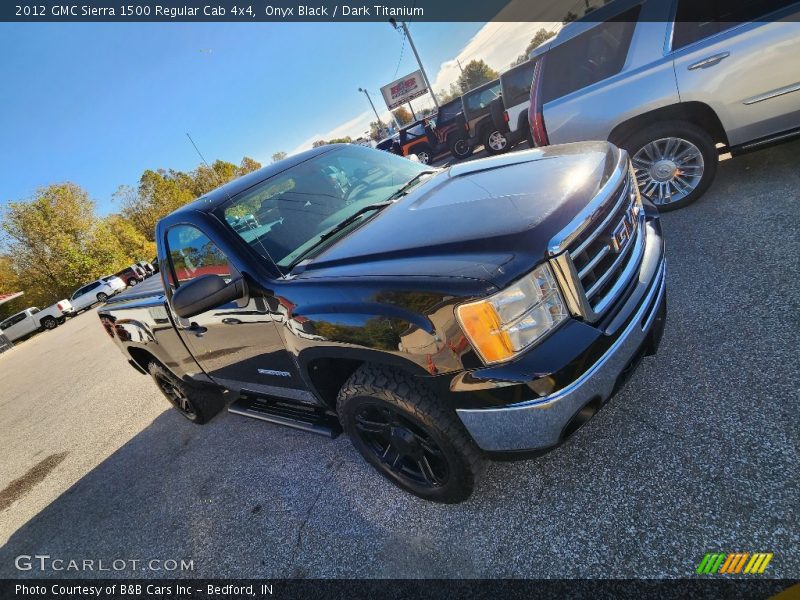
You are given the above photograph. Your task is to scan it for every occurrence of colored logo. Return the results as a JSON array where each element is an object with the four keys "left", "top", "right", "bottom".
[{"left": 696, "top": 552, "right": 773, "bottom": 575}]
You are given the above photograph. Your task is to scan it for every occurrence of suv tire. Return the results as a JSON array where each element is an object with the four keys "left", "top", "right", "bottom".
[
  {"left": 484, "top": 129, "right": 510, "bottom": 155},
  {"left": 621, "top": 120, "right": 718, "bottom": 212},
  {"left": 337, "top": 364, "right": 483, "bottom": 503},
  {"left": 413, "top": 144, "right": 434, "bottom": 165},
  {"left": 96, "top": 292, "right": 109, "bottom": 303},
  {"left": 489, "top": 97, "right": 509, "bottom": 134},
  {"left": 148, "top": 362, "right": 225, "bottom": 424},
  {"left": 448, "top": 136, "right": 473, "bottom": 160}
]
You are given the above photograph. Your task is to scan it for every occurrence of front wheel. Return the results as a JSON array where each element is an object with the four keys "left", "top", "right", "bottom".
[
  {"left": 622, "top": 120, "right": 718, "bottom": 212},
  {"left": 484, "top": 129, "right": 510, "bottom": 155},
  {"left": 148, "top": 362, "right": 224, "bottom": 424},
  {"left": 337, "top": 365, "right": 483, "bottom": 503}
]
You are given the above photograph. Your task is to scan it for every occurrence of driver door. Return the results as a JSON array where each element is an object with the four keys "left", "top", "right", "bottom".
[{"left": 164, "top": 224, "right": 311, "bottom": 402}]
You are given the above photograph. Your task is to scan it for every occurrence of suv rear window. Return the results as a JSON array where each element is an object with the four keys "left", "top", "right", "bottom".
[
  {"left": 672, "top": 0, "right": 799, "bottom": 50},
  {"left": 501, "top": 61, "right": 537, "bottom": 107},
  {"left": 462, "top": 81, "right": 501, "bottom": 118},
  {"left": 437, "top": 100, "right": 462, "bottom": 125},
  {"left": 541, "top": 5, "right": 641, "bottom": 104}
]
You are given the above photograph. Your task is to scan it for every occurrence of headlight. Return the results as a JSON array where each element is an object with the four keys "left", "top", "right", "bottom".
[{"left": 456, "top": 263, "right": 567, "bottom": 364}]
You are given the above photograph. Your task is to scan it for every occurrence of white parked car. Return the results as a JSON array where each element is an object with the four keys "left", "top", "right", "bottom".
[
  {"left": 0, "top": 301, "right": 74, "bottom": 342},
  {"left": 101, "top": 275, "right": 127, "bottom": 293},
  {"left": 70, "top": 278, "right": 120, "bottom": 312}
]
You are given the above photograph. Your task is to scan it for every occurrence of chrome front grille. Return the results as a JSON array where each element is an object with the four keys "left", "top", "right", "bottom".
[{"left": 549, "top": 156, "right": 645, "bottom": 323}]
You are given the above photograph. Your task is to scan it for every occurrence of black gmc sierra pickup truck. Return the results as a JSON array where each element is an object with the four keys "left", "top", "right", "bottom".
[{"left": 99, "top": 143, "right": 666, "bottom": 503}]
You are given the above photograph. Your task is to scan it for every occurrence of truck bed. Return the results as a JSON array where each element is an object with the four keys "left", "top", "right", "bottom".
[{"left": 105, "top": 276, "right": 165, "bottom": 305}]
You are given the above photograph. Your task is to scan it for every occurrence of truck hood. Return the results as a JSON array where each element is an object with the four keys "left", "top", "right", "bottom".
[{"left": 297, "top": 142, "right": 621, "bottom": 289}]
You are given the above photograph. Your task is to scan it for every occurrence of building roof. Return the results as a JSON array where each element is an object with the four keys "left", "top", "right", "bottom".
[{"left": 0, "top": 292, "right": 24, "bottom": 306}]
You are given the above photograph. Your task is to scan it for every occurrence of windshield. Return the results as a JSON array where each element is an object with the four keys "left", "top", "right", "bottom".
[{"left": 217, "top": 145, "right": 430, "bottom": 271}]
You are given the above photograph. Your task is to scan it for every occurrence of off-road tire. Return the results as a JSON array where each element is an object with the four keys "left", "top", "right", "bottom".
[
  {"left": 337, "top": 364, "right": 484, "bottom": 503},
  {"left": 147, "top": 361, "right": 224, "bottom": 424}
]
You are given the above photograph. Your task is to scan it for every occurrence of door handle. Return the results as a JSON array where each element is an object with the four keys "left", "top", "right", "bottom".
[
  {"left": 688, "top": 52, "right": 730, "bottom": 70},
  {"left": 186, "top": 323, "right": 207, "bottom": 338}
]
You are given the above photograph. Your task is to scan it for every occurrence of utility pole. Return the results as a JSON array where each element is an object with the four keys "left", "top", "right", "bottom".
[
  {"left": 456, "top": 59, "right": 465, "bottom": 75},
  {"left": 389, "top": 18, "right": 439, "bottom": 110},
  {"left": 359, "top": 87, "right": 399, "bottom": 133}
]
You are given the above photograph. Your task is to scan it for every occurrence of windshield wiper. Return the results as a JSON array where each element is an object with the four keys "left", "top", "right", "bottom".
[
  {"left": 385, "top": 170, "right": 436, "bottom": 202},
  {"left": 287, "top": 201, "right": 393, "bottom": 269}
]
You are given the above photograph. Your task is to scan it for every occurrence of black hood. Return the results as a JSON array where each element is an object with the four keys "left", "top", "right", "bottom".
[{"left": 297, "top": 142, "right": 622, "bottom": 289}]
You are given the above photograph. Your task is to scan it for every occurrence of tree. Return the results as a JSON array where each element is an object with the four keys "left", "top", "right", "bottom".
[
  {"left": 117, "top": 156, "right": 262, "bottom": 241},
  {"left": 437, "top": 82, "right": 465, "bottom": 104},
  {"left": 0, "top": 183, "right": 139, "bottom": 306},
  {"left": 311, "top": 136, "right": 353, "bottom": 148},
  {"left": 393, "top": 106, "right": 413, "bottom": 126},
  {"left": 456, "top": 60, "right": 499, "bottom": 93},
  {"left": 513, "top": 28, "right": 557, "bottom": 65},
  {"left": 369, "top": 120, "right": 388, "bottom": 141},
  {"left": 272, "top": 151, "right": 288, "bottom": 163}
]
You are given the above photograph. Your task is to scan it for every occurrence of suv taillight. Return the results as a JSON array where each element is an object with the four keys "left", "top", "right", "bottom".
[
  {"left": 503, "top": 111, "right": 510, "bottom": 123},
  {"left": 529, "top": 57, "right": 549, "bottom": 146}
]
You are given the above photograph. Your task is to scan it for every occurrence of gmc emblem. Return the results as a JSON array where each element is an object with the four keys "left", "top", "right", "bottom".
[{"left": 610, "top": 220, "right": 631, "bottom": 253}]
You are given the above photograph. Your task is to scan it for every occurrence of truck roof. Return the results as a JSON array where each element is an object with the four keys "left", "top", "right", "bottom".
[{"left": 173, "top": 145, "right": 339, "bottom": 216}]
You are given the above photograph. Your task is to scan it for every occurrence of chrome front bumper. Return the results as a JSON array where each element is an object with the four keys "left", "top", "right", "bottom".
[{"left": 456, "top": 226, "right": 666, "bottom": 452}]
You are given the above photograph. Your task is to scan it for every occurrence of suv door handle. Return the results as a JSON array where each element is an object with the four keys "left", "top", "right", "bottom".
[{"left": 688, "top": 52, "right": 730, "bottom": 70}]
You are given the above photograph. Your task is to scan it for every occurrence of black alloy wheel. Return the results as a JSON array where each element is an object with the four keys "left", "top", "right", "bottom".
[
  {"left": 153, "top": 370, "right": 198, "bottom": 421},
  {"left": 338, "top": 365, "right": 482, "bottom": 503},
  {"left": 353, "top": 402, "right": 449, "bottom": 489}
]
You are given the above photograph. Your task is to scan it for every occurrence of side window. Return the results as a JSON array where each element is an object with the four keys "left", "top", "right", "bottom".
[
  {"left": 166, "top": 225, "right": 230, "bottom": 287},
  {"left": 502, "top": 62, "right": 536, "bottom": 106},
  {"left": 72, "top": 287, "right": 84, "bottom": 299},
  {"left": 672, "top": 0, "right": 799, "bottom": 50},
  {"left": 542, "top": 6, "right": 641, "bottom": 104}
]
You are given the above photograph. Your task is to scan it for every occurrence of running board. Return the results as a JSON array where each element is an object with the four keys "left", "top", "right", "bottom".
[{"left": 228, "top": 394, "right": 342, "bottom": 438}]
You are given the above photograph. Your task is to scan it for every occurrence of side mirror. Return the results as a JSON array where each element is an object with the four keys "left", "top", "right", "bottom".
[{"left": 172, "top": 274, "right": 245, "bottom": 319}]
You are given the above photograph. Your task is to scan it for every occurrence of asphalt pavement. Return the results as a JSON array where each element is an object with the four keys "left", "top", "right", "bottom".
[{"left": 0, "top": 140, "right": 797, "bottom": 578}]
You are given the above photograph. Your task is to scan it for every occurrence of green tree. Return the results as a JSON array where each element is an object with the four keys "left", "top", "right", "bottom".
[
  {"left": 272, "top": 151, "right": 288, "bottom": 163},
  {"left": 369, "top": 120, "right": 388, "bottom": 141},
  {"left": 117, "top": 156, "right": 262, "bottom": 241},
  {"left": 513, "top": 28, "right": 557, "bottom": 65},
  {"left": 456, "top": 59, "right": 499, "bottom": 93},
  {"left": 0, "top": 183, "right": 137, "bottom": 306}
]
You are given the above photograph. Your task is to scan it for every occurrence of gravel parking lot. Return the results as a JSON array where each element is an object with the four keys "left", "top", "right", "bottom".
[{"left": 0, "top": 140, "right": 798, "bottom": 579}]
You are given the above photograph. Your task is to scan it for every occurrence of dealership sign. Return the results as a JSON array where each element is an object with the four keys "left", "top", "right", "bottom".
[{"left": 381, "top": 71, "right": 428, "bottom": 110}]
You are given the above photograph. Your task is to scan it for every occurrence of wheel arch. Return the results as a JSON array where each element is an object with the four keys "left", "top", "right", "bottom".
[
  {"left": 608, "top": 102, "right": 729, "bottom": 149},
  {"left": 300, "top": 349, "right": 432, "bottom": 411}
]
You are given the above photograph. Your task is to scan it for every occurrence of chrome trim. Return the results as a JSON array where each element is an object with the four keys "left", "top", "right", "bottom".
[
  {"left": 570, "top": 178, "right": 632, "bottom": 258},
  {"left": 743, "top": 81, "right": 800, "bottom": 105},
  {"left": 738, "top": 128, "right": 800, "bottom": 151},
  {"left": 457, "top": 236, "right": 666, "bottom": 453},
  {"left": 547, "top": 149, "right": 629, "bottom": 256},
  {"left": 589, "top": 216, "right": 645, "bottom": 316},
  {"left": 687, "top": 52, "right": 730, "bottom": 70},
  {"left": 551, "top": 253, "right": 585, "bottom": 318}
]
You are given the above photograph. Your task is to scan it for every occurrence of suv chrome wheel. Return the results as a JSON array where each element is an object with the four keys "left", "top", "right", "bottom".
[
  {"left": 415, "top": 150, "right": 431, "bottom": 164},
  {"left": 487, "top": 130, "right": 508, "bottom": 152},
  {"left": 632, "top": 137, "right": 705, "bottom": 206}
]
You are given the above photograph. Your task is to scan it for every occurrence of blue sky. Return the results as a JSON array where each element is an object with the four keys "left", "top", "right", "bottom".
[{"left": 0, "top": 20, "right": 551, "bottom": 214}]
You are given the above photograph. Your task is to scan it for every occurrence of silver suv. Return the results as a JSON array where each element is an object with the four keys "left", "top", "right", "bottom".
[{"left": 528, "top": 0, "right": 800, "bottom": 210}]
